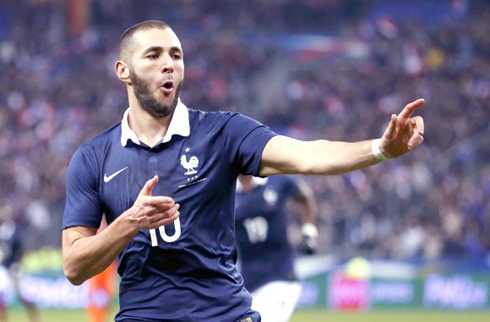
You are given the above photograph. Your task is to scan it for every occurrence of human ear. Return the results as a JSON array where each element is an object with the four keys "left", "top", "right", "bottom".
[{"left": 115, "top": 60, "right": 131, "bottom": 84}]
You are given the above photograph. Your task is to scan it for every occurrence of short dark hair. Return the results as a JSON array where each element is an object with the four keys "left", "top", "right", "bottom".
[{"left": 118, "top": 20, "right": 171, "bottom": 62}]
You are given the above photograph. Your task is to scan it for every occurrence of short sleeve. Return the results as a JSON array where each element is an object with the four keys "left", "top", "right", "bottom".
[
  {"left": 62, "top": 146, "right": 103, "bottom": 229},
  {"left": 222, "top": 113, "right": 277, "bottom": 176}
]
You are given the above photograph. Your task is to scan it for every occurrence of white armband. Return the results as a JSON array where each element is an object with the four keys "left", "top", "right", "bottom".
[{"left": 371, "top": 139, "right": 389, "bottom": 161}]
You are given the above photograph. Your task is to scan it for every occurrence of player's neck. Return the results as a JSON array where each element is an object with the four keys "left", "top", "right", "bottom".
[{"left": 128, "top": 106, "right": 172, "bottom": 147}]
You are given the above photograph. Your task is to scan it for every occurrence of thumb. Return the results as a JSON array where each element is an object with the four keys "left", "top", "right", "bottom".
[{"left": 140, "top": 175, "right": 159, "bottom": 196}]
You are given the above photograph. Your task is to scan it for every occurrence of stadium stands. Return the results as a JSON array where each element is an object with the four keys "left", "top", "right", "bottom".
[{"left": 0, "top": 0, "right": 488, "bottom": 261}]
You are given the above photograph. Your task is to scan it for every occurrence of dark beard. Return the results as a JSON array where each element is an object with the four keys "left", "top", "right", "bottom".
[{"left": 129, "top": 68, "right": 182, "bottom": 118}]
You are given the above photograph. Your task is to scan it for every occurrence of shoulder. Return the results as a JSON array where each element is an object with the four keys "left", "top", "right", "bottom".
[
  {"left": 69, "top": 123, "right": 121, "bottom": 170},
  {"left": 189, "top": 108, "right": 265, "bottom": 125},
  {"left": 188, "top": 108, "right": 241, "bottom": 124},
  {"left": 76, "top": 123, "right": 121, "bottom": 157},
  {"left": 189, "top": 109, "right": 268, "bottom": 136},
  {"left": 83, "top": 122, "right": 121, "bottom": 149},
  {"left": 188, "top": 109, "right": 248, "bottom": 134}
]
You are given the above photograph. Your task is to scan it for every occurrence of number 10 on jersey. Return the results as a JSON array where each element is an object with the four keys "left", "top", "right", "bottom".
[{"left": 149, "top": 218, "right": 182, "bottom": 246}]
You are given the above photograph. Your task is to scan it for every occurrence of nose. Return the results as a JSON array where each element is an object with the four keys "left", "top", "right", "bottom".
[{"left": 162, "top": 53, "right": 174, "bottom": 73}]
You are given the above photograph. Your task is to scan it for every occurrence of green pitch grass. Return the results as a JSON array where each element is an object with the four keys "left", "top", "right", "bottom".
[
  {"left": 6, "top": 308, "right": 490, "bottom": 321},
  {"left": 292, "top": 309, "right": 490, "bottom": 322}
]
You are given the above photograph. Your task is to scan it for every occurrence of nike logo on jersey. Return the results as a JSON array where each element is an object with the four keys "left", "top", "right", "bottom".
[{"left": 104, "top": 166, "right": 128, "bottom": 183}]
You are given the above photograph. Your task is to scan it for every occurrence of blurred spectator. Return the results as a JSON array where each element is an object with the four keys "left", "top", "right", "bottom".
[{"left": 0, "top": 0, "right": 489, "bottom": 262}]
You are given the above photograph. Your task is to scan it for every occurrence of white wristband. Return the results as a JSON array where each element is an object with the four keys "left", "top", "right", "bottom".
[
  {"left": 301, "top": 223, "right": 318, "bottom": 238},
  {"left": 371, "top": 139, "right": 389, "bottom": 161}
]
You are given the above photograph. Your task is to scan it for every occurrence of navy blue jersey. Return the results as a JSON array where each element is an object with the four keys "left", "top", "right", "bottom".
[
  {"left": 0, "top": 220, "right": 22, "bottom": 269},
  {"left": 235, "top": 176, "right": 301, "bottom": 293},
  {"left": 62, "top": 103, "right": 275, "bottom": 321}
]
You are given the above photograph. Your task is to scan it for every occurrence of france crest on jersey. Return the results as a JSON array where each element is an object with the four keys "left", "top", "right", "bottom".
[{"left": 62, "top": 100, "right": 276, "bottom": 321}]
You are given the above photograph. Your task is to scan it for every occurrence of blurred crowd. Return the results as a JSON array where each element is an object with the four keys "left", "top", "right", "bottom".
[{"left": 0, "top": 0, "right": 489, "bottom": 261}]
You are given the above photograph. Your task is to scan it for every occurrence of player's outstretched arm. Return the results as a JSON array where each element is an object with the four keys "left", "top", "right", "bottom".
[
  {"left": 62, "top": 176, "right": 180, "bottom": 285},
  {"left": 259, "top": 99, "right": 425, "bottom": 177}
]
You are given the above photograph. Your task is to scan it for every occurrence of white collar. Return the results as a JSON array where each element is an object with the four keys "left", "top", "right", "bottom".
[
  {"left": 236, "top": 176, "right": 269, "bottom": 193},
  {"left": 121, "top": 99, "right": 190, "bottom": 147}
]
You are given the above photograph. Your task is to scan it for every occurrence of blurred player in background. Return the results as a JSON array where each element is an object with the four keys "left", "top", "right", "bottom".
[
  {"left": 87, "top": 262, "right": 116, "bottom": 322},
  {"left": 61, "top": 20, "right": 424, "bottom": 321},
  {"left": 86, "top": 217, "right": 117, "bottom": 322},
  {"left": 235, "top": 175, "right": 318, "bottom": 322},
  {"left": 0, "top": 205, "right": 41, "bottom": 322}
]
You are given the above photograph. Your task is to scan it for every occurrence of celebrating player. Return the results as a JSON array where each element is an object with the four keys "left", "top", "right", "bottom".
[{"left": 62, "top": 20, "right": 424, "bottom": 321}]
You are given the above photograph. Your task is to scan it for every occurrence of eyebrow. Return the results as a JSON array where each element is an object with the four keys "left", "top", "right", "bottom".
[{"left": 141, "top": 46, "right": 183, "bottom": 56}]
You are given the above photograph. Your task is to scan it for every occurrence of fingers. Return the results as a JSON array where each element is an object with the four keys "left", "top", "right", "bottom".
[
  {"left": 382, "top": 114, "right": 398, "bottom": 139},
  {"left": 398, "top": 98, "right": 425, "bottom": 120},
  {"left": 149, "top": 196, "right": 175, "bottom": 205},
  {"left": 149, "top": 207, "right": 181, "bottom": 228},
  {"left": 147, "top": 203, "right": 180, "bottom": 226},
  {"left": 411, "top": 115, "right": 424, "bottom": 136},
  {"left": 408, "top": 132, "right": 424, "bottom": 150},
  {"left": 132, "top": 177, "right": 182, "bottom": 230},
  {"left": 150, "top": 198, "right": 178, "bottom": 213},
  {"left": 138, "top": 196, "right": 176, "bottom": 213},
  {"left": 408, "top": 116, "right": 425, "bottom": 150},
  {"left": 131, "top": 200, "right": 180, "bottom": 230},
  {"left": 140, "top": 175, "right": 159, "bottom": 196}
]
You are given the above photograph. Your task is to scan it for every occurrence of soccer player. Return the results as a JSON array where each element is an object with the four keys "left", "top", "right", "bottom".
[
  {"left": 0, "top": 205, "right": 41, "bottom": 322},
  {"left": 61, "top": 20, "right": 425, "bottom": 321},
  {"left": 235, "top": 175, "right": 317, "bottom": 322}
]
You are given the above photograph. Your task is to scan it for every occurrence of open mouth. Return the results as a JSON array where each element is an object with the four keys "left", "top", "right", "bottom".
[{"left": 161, "top": 80, "right": 174, "bottom": 94}]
